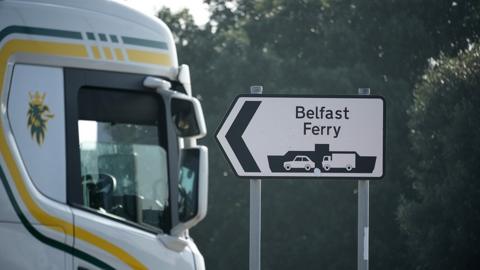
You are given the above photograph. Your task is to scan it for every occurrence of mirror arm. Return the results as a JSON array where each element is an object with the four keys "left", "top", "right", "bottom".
[
  {"left": 157, "top": 234, "right": 189, "bottom": 252},
  {"left": 170, "top": 222, "right": 190, "bottom": 237},
  {"left": 143, "top": 76, "right": 171, "bottom": 91},
  {"left": 183, "top": 137, "right": 197, "bottom": 148}
]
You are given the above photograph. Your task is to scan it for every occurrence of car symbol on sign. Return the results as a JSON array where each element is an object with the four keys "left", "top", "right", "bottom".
[{"left": 283, "top": 155, "right": 315, "bottom": 171}]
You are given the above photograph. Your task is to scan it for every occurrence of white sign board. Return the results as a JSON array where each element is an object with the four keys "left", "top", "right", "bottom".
[{"left": 216, "top": 95, "right": 385, "bottom": 179}]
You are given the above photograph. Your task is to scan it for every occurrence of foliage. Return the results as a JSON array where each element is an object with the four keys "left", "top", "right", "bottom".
[
  {"left": 398, "top": 44, "right": 480, "bottom": 270},
  {"left": 157, "top": 1, "right": 480, "bottom": 269}
]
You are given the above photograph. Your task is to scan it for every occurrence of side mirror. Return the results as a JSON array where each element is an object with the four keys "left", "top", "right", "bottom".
[
  {"left": 171, "top": 96, "right": 206, "bottom": 139},
  {"left": 171, "top": 146, "right": 208, "bottom": 236},
  {"left": 143, "top": 76, "right": 205, "bottom": 138}
]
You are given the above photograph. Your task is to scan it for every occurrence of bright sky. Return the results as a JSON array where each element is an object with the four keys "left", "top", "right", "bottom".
[{"left": 119, "top": 0, "right": 210, "bottom": 25}]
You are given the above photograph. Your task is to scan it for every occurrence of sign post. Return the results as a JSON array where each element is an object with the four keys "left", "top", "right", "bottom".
[
  {"left": 357, "top": 88, "right": 370, "bottom": 270},
  {"left": 216, "top": 90, "right": 384, "bottom": 270},
  {"left": 249, "top": 86, "right": 262, "bottom": 270}
]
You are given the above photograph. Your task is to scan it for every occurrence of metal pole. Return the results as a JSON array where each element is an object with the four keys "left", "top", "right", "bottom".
[
  {"left": 249, "top": 85, "right": 263, "bottom": 270},
  {"left": 357, "top": 88, "right": 370, "bottom": 270}
]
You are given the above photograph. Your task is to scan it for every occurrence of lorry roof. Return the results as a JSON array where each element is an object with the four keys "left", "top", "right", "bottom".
[
  {"left": 4, "top": 0, "right": 170, "bottom": 33},
  {"left": 1, "top": 0, "right": 179, "bottom": 78}
]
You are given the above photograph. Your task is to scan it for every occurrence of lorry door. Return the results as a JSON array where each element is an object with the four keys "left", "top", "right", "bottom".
[
  {"left": 1, "top": 64, "right": 73, "bottom": 270},
  {"left": 64, "top": 69, "right": 196, "bottom": 270}
]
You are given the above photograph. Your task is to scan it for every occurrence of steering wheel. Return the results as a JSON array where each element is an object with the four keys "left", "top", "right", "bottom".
[{"left": 81, "top": 173, "right": 117, "bottom": 196}]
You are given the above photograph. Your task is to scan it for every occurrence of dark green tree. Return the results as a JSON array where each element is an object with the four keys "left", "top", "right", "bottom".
[
  {"left": 398, "top": 43, "right": 480, "bottom": 269},
  {"left": 158, "top": 1, "right": 480, "bottom": 269}
]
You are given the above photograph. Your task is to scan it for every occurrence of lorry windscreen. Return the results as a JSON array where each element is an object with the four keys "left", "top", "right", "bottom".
[{"left": 76, "top": 88, "right": 170, "bottom": 232}]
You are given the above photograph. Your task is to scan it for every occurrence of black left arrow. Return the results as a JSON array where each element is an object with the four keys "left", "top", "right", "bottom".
[{"left": 225, "top": 101, "right": 261, "bottom": 172}]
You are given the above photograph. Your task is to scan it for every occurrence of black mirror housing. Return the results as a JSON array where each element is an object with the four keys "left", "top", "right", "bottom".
[
  {"left": 171, "top": 146, "right": 208, "bottom": 236},
  {"left": 171, "top": 96, "right": 206, "bottom": 138}
]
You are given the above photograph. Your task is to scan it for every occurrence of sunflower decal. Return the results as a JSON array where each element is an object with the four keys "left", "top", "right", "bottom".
[{"left": 27, "top": 91, "right": 54, "bottom": 145}]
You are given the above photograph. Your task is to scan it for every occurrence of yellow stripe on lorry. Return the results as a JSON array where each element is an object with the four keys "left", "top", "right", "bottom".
[{"left": 0, "top": 38, "right": 147, "bottom": 270}]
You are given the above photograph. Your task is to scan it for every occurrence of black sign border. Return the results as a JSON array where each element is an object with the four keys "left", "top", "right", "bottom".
[{"left": 215, "top": 94, "right": 386, "bottom": 180}]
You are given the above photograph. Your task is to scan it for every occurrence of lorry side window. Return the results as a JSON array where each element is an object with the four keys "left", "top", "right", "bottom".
[{"left": 76, "top": 88, "right": 170, "bottom": 232}]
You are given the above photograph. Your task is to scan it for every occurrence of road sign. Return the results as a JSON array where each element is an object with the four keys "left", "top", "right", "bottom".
[{"left": 216, "top": 95, "right": 385, "bottom": 179}]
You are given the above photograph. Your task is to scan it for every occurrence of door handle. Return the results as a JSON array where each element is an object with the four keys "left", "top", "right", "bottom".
[{"left": 78, "top": 267, "right": 89, "bottom": 270}]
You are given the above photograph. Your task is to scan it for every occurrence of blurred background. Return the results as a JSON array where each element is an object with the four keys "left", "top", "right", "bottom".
[{"left": 128, "top": 1, "right": 480, "bottom": 269}]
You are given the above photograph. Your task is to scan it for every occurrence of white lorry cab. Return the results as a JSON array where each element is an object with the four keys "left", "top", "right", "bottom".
[{"left": 0, "top": 0, "right": 208, "bottom": 269}]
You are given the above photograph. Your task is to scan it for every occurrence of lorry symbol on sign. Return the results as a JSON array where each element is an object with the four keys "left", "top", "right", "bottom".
[
  {"left": 322, "top": 153, "right": 355, "bottom": 171},
  {"left": 268, "top": 144, "right": 376, "bottom": 173}
]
